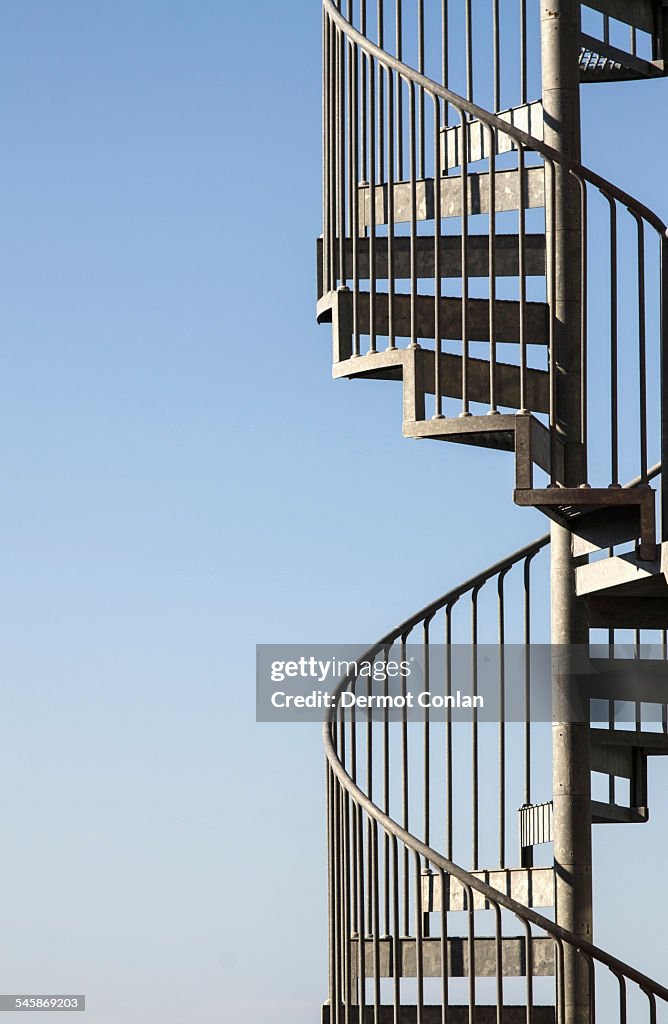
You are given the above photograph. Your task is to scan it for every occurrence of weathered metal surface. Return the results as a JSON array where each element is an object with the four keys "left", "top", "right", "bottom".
[
  {"left": 358, "top": 167, "right": 546, "bottom": 230},
  {"left": 350, "top": 936, "right": 556, "bottom": 979},
  {"left": 322, "top": 1006, "right": 556, "bottom": 1024},
  {"left": 422, "top": 867, "right": 555, "bottom": 912},
  {"left": 441, "top": 101, "right": 544, "bottom": 171},
  {"left": 322, "top": 1007, "right": 556, "bottom": 1024}
]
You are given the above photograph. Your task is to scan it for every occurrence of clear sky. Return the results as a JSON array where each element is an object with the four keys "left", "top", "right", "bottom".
[{"left": 1, "top": 3, "right": 667, "bottom": 1023}]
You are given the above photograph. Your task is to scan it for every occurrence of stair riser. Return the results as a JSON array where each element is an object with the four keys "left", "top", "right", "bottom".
[
  {"left": 322, "top": 1008, "right": 556, "bottom": 1024},
  {"left": 350, "top": 937, "right": 555, "bottom": 980},
  {"left": 358, "top": 168, "right": 545, "bottom": 231},
  {"left": 422, "top": 867, "right": 554, "bottom": 913},
  {"left": 441, "top": 101, "right": 544, "bottom": 171},
  {"left": 336, "top": 291, "right": 548, "bottom": 347},
  {"left": 317, "top": 234, "right": 546, "bottom": 300}
]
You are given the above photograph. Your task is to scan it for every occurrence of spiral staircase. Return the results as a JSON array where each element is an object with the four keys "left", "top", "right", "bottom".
[{"left": 316, "top": 2, "right": 668, "bottom": 1022}]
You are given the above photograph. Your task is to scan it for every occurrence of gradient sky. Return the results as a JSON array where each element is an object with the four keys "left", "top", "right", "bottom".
[{"left": 1, "top": 3, "right": 667, "bottom": 1022}]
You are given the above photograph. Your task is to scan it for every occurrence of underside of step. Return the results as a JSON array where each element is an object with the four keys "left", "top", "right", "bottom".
[
  {"left": 578, "top": 544, "right": 668, "bottom": 626},
  {"left": 579, "top": 33, "right": 666, "bottom": 82}
]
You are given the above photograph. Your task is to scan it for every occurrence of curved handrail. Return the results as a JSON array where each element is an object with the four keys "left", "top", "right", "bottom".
[
  {"left": 323, "top": 723, "right": 668, "bottom": 1002},
  {"left": 323, "top": 0, "right": 668, "bottom": 236},
  {"left": 323, "top": 462, "right": 666, "bottom": 1004}
]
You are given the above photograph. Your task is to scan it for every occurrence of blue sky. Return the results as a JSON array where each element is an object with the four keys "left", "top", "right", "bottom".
[{"left": 1, "top": 3, "right": 667, "bottom": 1022}]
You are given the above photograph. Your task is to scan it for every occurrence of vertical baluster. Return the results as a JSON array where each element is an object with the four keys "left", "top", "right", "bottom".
[
  {"left": 494, "top": 902, "right": 504, "bottom": 1024},
  {"left": 423, "top": 618, "right": 432, "bottom": 848},
  {"left": 383, "top": 647, "right": 391, "bottom": 937},
  {"left": 356, "top": 801, "right": 367, "bottom": 1019},
  {"left": 661, "top": 235, "right": 668, "bottom": 542},
  {"left": 445, "top": 606, "right": 454, "bottom": 860},
  {"left": 401, "top": 632, "right": 410, "bottom": 933},
  {"left": 461, "top": 110, "right": 470, "bottom": 414},
  {"left": 520, "top": 0, "right": 528, "bottom": 105},
  {"left": 409, "top": 80, "right": 418, "bottom": 349},
  {"left": 465, "top": 0, "right": 473, "bottom": 104},
  {"left": 489, "top": 126, "right": 498, "bottom": 412},
  {"left": 606, "top": 196, "right": 619, "bottom": 486},
  {"left": 524, "top": 555, "right": 533, "bottom": 815},
  {"left": 371, "top": 821, "right": 381, "bottom": 1017},
  {"left": 579, "top": 179, "right": 588, "bottom": 470},
  {"left": 434, "top": 95, "right": 443, "bottom": 417},
  {"left": 366, "top": 671, "right": 374, "bottom": 936},
  {"left": 361, "top": 0, "right": 368, "bottom": 185},
  {"left": 518, "top": 144, "right": 527, "bottom": 413},
  {"left": 632, "top": 213, "right": 649, "bottom": 483},
  {"left": 323, "top": 10, "right": 331, "bottom": 294},
  {"left": 377, "top": 0, "right": 385, "bottom": 186},
  {"left": 387, "top": 66, "right": 396, "bottom": 348},
  {"left": 391, "top": 836, "right": 401, "bottom": 1023},
  {"left": 352, "top": 40, "right": 360, "bottom": 354},
  {"left": 438, "top": 866, "right": 449, "bottom": 1024},
  {"left": 369, "top": 54, "right": 377, "bottom": 353},
  {"left": 418, "top": 0, "right": 425, "bottom": 177},
  {"left": 396, "top": 0, "right": 403, "bottom": 180},
  {"left": 492, "top": 0, "right": 500, "bottom": 112},
  {"left": 414, "top": 851, "right": 425, "bottom": 1024},
  {"left": 471, "top": 585, "right": 481, "bottom": 872},
  {"left": 338, "top": 28, "right": 347, "bottom": 288},
  {"left": 498, "top": 567, "right": 510, "bottom": 868},
  {"left": 327, "top": 767, "right": 336, "bottom": 1019},
  {"left": 441, "top": 0, "right": 449, "bottom": 125}
]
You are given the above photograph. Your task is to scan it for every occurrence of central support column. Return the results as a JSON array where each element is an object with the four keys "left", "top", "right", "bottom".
[{"left": 541, "top": 4, "right": 593, "bottom": 1023}]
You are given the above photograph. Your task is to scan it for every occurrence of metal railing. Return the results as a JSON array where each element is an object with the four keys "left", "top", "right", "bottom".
[
  {"left": 321, "top": 0, "right": 668, "bottom": 531},
  {"left": 324, "top": 504, "right": 668, "bottom": 1023}
]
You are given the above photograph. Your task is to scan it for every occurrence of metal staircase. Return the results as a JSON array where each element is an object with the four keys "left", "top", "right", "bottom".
[{"left": 316, "top": 2, "right": 668, "bottom": 1022}]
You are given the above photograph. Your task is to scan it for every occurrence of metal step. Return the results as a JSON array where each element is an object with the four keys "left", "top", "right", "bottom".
[
  {"left": 422, "top": 867, "right": 554, "bottom": 912},
  {"left": 316, "top": 233, "right": 547, "bottom": 299},
  {"left": 358, "top": 166, "right": 545, "bottom": 231},
  {"left": 350, "top": 936, "right": 555, "bottom": 980},
  {"left": 334, "top": 348, "right": 550, "bottom": 416},
  {"left": 514, "top": 488, "right": 657, "bottom": 561},
  {"left": 441, "top": 101, "right": 544, "bottom": 170},
  {"left": 327, "top": 290, "right": 549, "bottom": 348},
  {"left": 322, "top": 1006, "right": 556, "bottom": 1024},
  {"left": 591, "top": 800, "right": 649, "bottom": 824},
  {"left": 579, "top": 33, "right": 665, "bottom": 82}
]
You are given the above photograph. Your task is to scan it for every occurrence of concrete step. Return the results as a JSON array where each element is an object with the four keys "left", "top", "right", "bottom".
[
  {"left": 323, "top": 1006, "right": 555, "bottom": 1024},
  {"left": 333, "top": 348, "right": 550, "bottom": 416},
  {"left": 422, "top": 866, "right": 554, "bottom": 912},
  {"left": 316, "top": 233, "right": 546, "bottom": 299},
  {"left": 358, "top": 166, "right": 545, "bottom": 231},
  {"left": 441, "top": 101, "right": 544, "bottom": 170},
  {"left": 350, "top": 936, "right": 555, "bottom": 980}
]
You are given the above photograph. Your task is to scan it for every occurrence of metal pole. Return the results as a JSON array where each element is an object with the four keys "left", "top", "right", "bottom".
[{"left": 541, "top": 4, "right": 593, "bottom": 1023}]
